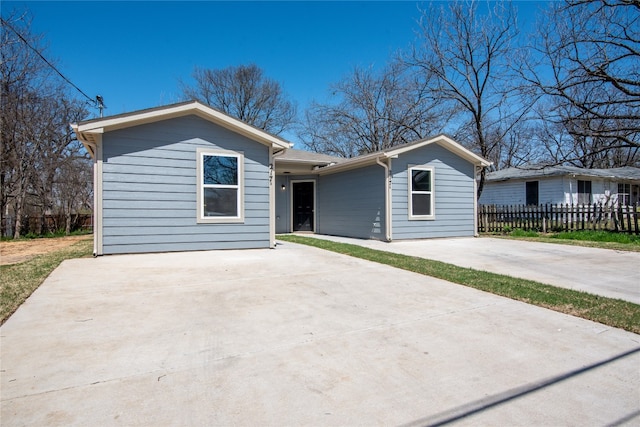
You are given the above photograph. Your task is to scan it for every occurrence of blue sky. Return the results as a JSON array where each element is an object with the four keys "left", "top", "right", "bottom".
[{"left": 4, "top": 1, "right": 547, "bottom": 142}]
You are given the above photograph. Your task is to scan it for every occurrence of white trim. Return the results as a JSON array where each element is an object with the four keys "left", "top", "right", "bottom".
[
  {"left": 94, "top": 135, "right": 104, "bottom": 255},
  {"left": 391, "top": 135, "right": 491, "bottom": 166},
  {"left": 93, "top": 139, "right": 104, "bottom": 255},
  {"left": 72, "top": 101, "right": 291, "bottom": 150},
  {"left": 408, "top": 165, "right": 435, "bottom": 220},
  {"left": 290, "top": 180, "right": 316, "bottom": 233},
  {"left": 375, "top": 157, "right": 392, "bottom": 241},
  {"left": 196, "top": 148, "right": 245, "bottom": 223},
  {"left": 316, "top": 134, "right": 491, "bottom": 176},
  {"left": 474, "top": 165, "right": 479, "bottom": 237},
  {"left": 269, "top": 147, "right": 276, "bottom": 248}
]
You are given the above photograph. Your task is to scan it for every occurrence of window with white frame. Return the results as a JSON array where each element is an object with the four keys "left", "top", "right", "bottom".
[
  {"left": 618, "top": 183, "right": 630, "bottom": 205},
  {"left": 197, "top": 149, "right": 244, "bottom": 223},
  {"left": 409, "top": 166, "right": 434, "bottom": 219},
  {"left": 577, "top": 180, "right": 592, "bottom": 205}
]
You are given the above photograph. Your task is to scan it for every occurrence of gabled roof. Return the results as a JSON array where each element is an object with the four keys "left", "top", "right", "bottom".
[
  {"left": 315, "top": 134, "right": 491, "bottom": 175},
  {"left": 486, "top": 165, "right": 640, "bottom": 182},
  {"left": 276, "top": 148, "right": 344, "bottom": 164},
  {"left": 71, "top": 100, "right": 292, "bottom": 157}
]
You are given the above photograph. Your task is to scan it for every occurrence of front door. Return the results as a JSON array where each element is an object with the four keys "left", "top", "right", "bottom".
[{"left": 292, "top": 181, "right": 314, "bottom": 232}]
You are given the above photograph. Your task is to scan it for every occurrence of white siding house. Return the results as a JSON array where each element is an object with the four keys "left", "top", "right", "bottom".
[{"left": 479, "top": 166, "right": 640, "bottom": 206}]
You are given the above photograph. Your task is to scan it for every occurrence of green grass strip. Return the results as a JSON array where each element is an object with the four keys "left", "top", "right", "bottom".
[
  {"left": 0, "top": 238, "right": 93, "bottom": 325},
  {"left": 484, "top": 230, "right": 640, "bottom": 252},
  {"left": 278, "top": 234, "right": 640, "bottom": 334}
]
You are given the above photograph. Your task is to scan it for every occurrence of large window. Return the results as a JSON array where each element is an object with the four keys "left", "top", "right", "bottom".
[
  {"left": 526, "top": 181, "right": 539, "bottom": 205},
  {"left": 197, "top": 149, "right": 243, "bottom": 223},
  {"left": 577, "top": 180, "right": 592, "bottom": 205},
  {"left": 409, "top": 166, "right": 434, "bottom": 219}
]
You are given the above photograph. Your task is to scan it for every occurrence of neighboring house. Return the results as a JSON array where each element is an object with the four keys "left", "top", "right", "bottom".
[
  {"left": 73, "top": 101, "right": 490, "bottom": 255},
  {"left": 479, "top": 166, "right": 640, "bottom": 206}
]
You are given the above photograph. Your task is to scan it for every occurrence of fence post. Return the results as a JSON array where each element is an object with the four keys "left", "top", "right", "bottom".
[{"left": 493, "top": 204, "right": 496, "bottom": 232}]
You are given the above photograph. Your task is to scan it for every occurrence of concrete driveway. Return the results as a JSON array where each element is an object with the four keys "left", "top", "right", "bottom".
[
  {"left": 1, "top": 242, "right": 639, "bottom": 426},
  {"left": 307, "top": 235, "right": 640, "bottom": 304}
]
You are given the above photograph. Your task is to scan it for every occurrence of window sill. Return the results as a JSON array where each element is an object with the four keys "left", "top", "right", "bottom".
[
  {"left": 408, "top": 216, "right": 436, "bottom": 221},
  {"left": 197, "top": 217, "right": 245, "bottom": 224}
]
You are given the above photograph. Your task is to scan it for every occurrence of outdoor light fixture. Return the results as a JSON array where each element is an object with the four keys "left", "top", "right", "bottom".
[{"left": 281, "top": 184, "right": 286, "bottom": 190}]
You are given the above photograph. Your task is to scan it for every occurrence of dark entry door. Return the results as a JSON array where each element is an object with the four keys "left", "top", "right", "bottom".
[{"left": 293, "top": 181, "right": 314, "bottom": 232}]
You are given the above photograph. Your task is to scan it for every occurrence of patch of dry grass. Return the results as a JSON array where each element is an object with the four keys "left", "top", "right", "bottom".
[{"left": 0, "top": 238, "right": 92, "bottom": 325}]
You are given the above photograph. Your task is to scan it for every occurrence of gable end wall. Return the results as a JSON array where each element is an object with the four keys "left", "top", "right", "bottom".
[
  {"left": 101, "top": 115, "right": 270, "bottom": 254},
  {"left": 392, "top": 143, "right": 476, "bottom": 239}
]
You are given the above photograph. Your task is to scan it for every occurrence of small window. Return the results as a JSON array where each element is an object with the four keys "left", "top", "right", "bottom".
[
  {"left": 409, "top": 166, "right": 434, "bottom": 219},
  {"left": 526, "top": 181, "right": 539, "bottom": 205},
  {"left": 197, "top": 149, "right": 244, "bottom": 223},
  {"left": 577, "top": 180, "right": 592, "bottom": 205},
  {"left": 618, "top": 183, "right": 630, "bottom": 205}
]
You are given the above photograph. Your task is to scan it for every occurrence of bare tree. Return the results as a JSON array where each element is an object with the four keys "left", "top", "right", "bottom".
[
  {"left": 407, "top": 0, "right": 529, "bottom": 198},
  {"left": 1, "top": 11, "right": 91, "bottom": 238},
  {"left": 31, "top": 97, "right": 89, "bottom": 234},
  {"left": 525, "top": 0, "right": 640, "bottom": 166},
  {"left": 180, "top": 64, "right": 296, "bottom": 135},
  {"left": 1, "top": 12, "right": 50, "bottom": 237},
  {"left": 301, "top": 61, "right": 448, "bottom": 158},
  {"left": 54, "top": 154, "right": 92, "bottom": 235}
]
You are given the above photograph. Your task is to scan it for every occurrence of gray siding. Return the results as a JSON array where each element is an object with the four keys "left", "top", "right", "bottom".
[
  {"left": 275, "top": 175, "right": 290, "bottom": 234},
  {"left": 392, "top": 144, "right": 476, "bottom": 239},
  {"left": 101, "top": 115, "right": 270, "bottom": 254},
  {"left": 274, "top": 174, "right": 316, "bottom": 233},
  {"left": 317, "top": 165, "right": 385, "bottom": 239}
]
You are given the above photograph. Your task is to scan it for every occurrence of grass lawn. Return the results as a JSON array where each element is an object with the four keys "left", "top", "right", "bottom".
[
  {"left": 0, "top": 238, "right": 93, "bottom": 325},
  {"left": 489, "top": 229, "right": 640, "bottom": 252},
  {"left": 277, "top": 234, "right": 640, "bottom": 335}
]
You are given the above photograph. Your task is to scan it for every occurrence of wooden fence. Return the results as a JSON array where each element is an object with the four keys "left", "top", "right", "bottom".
[
  {"left": 2, "top": 214, "right": 93, "bottom": 237},
  {"left": 478, "top": 203, "right": 640, "bottom": 235}
]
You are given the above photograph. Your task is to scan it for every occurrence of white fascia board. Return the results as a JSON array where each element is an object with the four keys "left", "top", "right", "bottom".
[
  {"left": 71, "top": 123, "right": 102, "bottom": 159},
  {"left": 316, "top": 155, "right": 382, "bottom": 175},
  {"left": 275, "top": 158, "right": 334, "bottom": 164},
  {"left": 73, "top": 102, "right": 292, "bottom": 150},
  {"left": 388, "top": 135, "right": 492, "bottom": 167}
]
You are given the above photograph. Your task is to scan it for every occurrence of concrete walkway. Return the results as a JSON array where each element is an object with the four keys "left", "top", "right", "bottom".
[
  {"left": 304, "top": 234, "right": 640, "bottom": 304},
  {"left": 1, "top": 242, "right": 639, "bottom": 426}
]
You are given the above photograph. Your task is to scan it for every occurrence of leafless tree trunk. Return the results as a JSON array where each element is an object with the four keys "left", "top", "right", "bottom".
[
  {"left": 407, "top": 0, "right": 530, "bottom": 198},
  {"left": 2, "top": 11, "right": 91, "bottom": 238},
  {"left": 55, "top": 154, "right": 92, "bottom": 235},
  {"left": 524, "top": 0, "right": 639, "bottom": 167},
  {"left": 1, "top": 12, "right": 44, "bottom": 237},
  {"left": 300, "top": 61, "right": 449, "bottom": 158}
]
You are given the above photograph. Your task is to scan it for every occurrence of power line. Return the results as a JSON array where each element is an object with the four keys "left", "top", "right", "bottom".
[{"left": 1, "top": 17, "right": 103, "bottom": 112}]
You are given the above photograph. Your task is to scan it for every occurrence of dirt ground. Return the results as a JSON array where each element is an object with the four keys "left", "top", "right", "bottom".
[{"left": 0, "top": 235, "right": 91, "bottom": 266}]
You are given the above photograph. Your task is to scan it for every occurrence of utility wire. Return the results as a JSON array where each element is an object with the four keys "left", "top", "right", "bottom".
[{"left": 1, "top": 17, "right": 99, "bottom": 108}]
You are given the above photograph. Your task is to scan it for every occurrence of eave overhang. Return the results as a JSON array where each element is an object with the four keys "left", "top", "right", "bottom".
[
  {"left": 316, "top": 134, "right": 491, "bottom": 176},
  {"left": 71, "top": 101, "right": 292, "bottom": 159}
]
